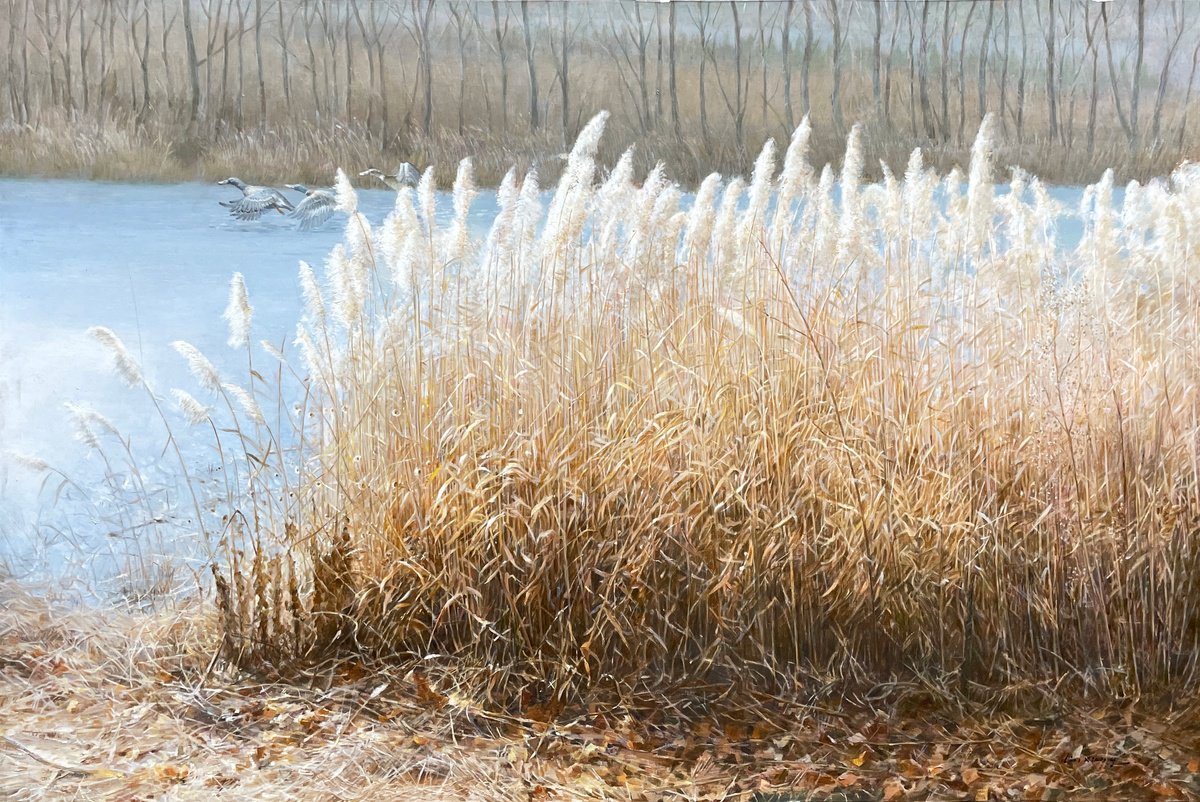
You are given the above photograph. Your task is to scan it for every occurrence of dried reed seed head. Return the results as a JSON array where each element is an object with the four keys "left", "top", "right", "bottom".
[
  {"left": 223, "top": 272, "right": 253, "bottom": 349},
  {"left": 223, "top": 382, "right": 266, "bottom": 427},
  {"left": 6, "top": 451, "right": 51, "bottom": 473},
  {"left": 171, "top": 388, "right": 212, "bottom": 425},
  {"left": 87, "top": 326, "right": 143, "bottom": 387},
  {"left": 333, "top": 168, "right": 357, "bottom": 214},
  {"left": 172, "top": 340, "right": 223, "bottom": 394},
  {"left": 298, "top": 261, "right": 327, "bottom": 328},
  {"left": 64, "top": 402, "right": 117, "bottom": 450}
]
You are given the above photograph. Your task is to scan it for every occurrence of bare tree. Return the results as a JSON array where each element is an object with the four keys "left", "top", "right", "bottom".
[
  {"left": 520, "top": 0, "right": 538, "bottom": 131},
  {"left": 1150, "top": 2, "right": 1186, "bottom": 148},
  {"left": 668, "top": 0, "right": 679, "bottom": 139},
  {"left": 488, "top": 0, "right": 511, "bottom": 131},
  {"left": 181, "top": 0, "right": 200, "bottom": 122},
  {"left": 545, "top": 1, "right": 580, "bottom": 146},
  {"left": 781, "top": 0, "right": 794, "bottom": 130}
]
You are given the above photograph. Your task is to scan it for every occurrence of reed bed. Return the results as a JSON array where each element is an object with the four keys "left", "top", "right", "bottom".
[{"left": 77, "top": 111, "right": 1200, "bottom": 709}]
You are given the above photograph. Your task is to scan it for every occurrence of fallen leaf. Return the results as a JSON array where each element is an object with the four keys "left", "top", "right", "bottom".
[
  {"left": 963, "top": 766, "right": 980, "bottom": 784},
  {"left": 851, "top": 750, "right": 867, "bottom": 767}
]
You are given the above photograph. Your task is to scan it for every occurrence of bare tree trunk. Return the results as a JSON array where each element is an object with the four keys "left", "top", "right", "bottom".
[
  {"left": 1131, "top": 0, "right": 1145, "bottom": 146},
  {"left": 977, "top": 0, "right": 994, "bottom": 121},
  {"left": 1176, "top": 39, "right": 1200, "bottom": 154},
  {"left": 655, "top": 2, "right": 663, "bottom": 126},
  {"left": 939, "top": 2, "right": 950, "bottom": 139},
  {"left": 276, "top": 0, "right": 290, "bottom": 114},
  {"left": 957, "top": 2, "right": 976, "bottom": 144},
  {"left": 491, "top": 0, "right": 509, "bottom": 132},
  {"left": 254, "top": 0, "right": 265, "bottom": 124},
  {"left": 781, "top": 0, "right": 793, "bottom": 130},
  {"left": 1102, "top": 6, "right": 1132, "bottom": 140},
  {"left": 918, "top": 0, "right": 935, "bottom": 140},
  {"left": 1044, "top": 0, "right": 1059, "bottom": 142},
  {"left": 828, "top": 0, "right": 845, "bottom": 135},
  {"left": 1016, "top": 0, "right": 1027, "bottom": 143},
  {"left": 669, "top": 0, "right": 679, "bottom": 138},
  {"left": 343, "top": 8, "right": 352, "bottom": 122},
  {"left": 139, "top": 0, "right": 151, "bottom": 123},
  {"left": 998, "top": 1, "right": 1010, "bottom": 133},
  {"left": 181, "top": 0, "right": 200, "bottom": 122},
  {"left": 883, "top": 2, "right": 898, "bottom": 120},
  {"left": 521, "top": 0, "right": 538, "bottom": 131},
  {"left": 1151, "top": 4, "right": 1185, "bottom": 148},
  {"left": 801, "top": 0, "right": 812, "bottom": 116},
  {"left": 872, "top": 0, "right": 882, "bottom": 111},
  {"left": 1084, "top": 7, "right": 1100, "bottom": 155}
]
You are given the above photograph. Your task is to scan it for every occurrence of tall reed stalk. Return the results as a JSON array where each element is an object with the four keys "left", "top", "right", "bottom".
[{"left": 86, "top": 113, "right": 1200, "bottom": 705}]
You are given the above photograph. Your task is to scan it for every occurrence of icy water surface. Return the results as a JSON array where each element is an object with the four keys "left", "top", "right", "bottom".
[
  {"left": 0, "top": 178, "right": 500, "bottom": 580},
  {"left": 0, "top": 177, "right": 1098, "bottom": 582}
]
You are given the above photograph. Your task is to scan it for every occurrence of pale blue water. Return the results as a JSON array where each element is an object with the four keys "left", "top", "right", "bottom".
[
  {"left": 0, "top": 178, "right": 502, "bottom": 581},
  {"left": 0, "top": 176, "right": 1099, "bottom": 583}
]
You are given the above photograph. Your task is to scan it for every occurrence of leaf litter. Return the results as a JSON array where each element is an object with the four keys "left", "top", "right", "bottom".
[{"left": 2, "top": 581, "right": 1200, "bottom": 801}]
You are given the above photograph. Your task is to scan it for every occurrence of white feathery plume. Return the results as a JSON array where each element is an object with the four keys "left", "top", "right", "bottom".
[
  {"left": 223, "top": 382, "right": 266, "bottom": 427},
  {"left": 171, "top": 388, "right": 212, "bottom": 425},
  {"left": 381, "top": 188, "right": 420, "bottom": 286},
  {"left": 172, "top": 340, "right": 222, "bottom": 394},
  {"left": 777, "top": 116, "right": 814, "bottom": 202},
  {"left": 259, "top": 339, "right": 286, "bottom": 363},
  {"left": 223, "top": 272, "right": 253, "bottom": 349},
  {"left": 712, "top": 177, "right": 745, "bottom": 264},
  {"left": 879, "top": 161, "right": 902, "bottom": 244},
  {"left": 514, "top": 169, "right": 542, "bottom": 286},
  {"left": 482, "top": 167, "right": 520, "bottom": 274},
  {"left": 418, "top": 167, "right": 438, "bottom": 240},
  {"left": 901, "top": 148, "right": 933, "bottom": 240},
  {"left": 836, "top": 124, "right": 864, "bottom": 263},
  {"left": 87, "top": 326, "right": 143, "bottom": 388},
  {"left": 294, "top": 324, "right": 325, "bottom": 382},
  {"left": 333, "top": 168, "right": 358, "bottom": 214},
  {"left": 5, "top": 451, "right": 51, "bottom": 473},
  {"left": 812, "top": 164, "right": 836, "bottom": 259},
  {"left": 445, "top": 157, "right": 477, "bottom": 265},
  {"left": 542, "top": 112, "right": 608, "bottom": 289},
  {"left": 64, "top": 402, "right": 117, "bottom": 450},
  {"left": 771, "top": 117, "right": 812, "bottom": 252},
  {"left": 737, "top": 138, "right": 776, "bottom": 257},
  {"left": 965, "top": 114, "right": 996, "bottom": 257},
  {"left": 298, "top": 261, "right": 327, "bottom": 329},
  {"left": 327, "top": 244, "right": 364, "bottom": 328},
  {"left": 684, "top": 172, "right": 722, "bottom": 263}
]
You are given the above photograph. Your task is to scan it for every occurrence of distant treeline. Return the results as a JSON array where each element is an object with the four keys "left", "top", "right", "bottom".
[{"left": 2, "top": 0, "right": 1197, "bottom": 185}]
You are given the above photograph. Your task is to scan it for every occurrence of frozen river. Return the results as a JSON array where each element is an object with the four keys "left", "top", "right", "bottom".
[
  {"left": 0, "top": 176, "right": 1101, "bottom": 583},
  {"left": 0, "top": 177, "right": 501, "bottom": 581}
]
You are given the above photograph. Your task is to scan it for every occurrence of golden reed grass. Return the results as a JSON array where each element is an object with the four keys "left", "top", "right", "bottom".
[{"left": 81, "top": 112, "right": 1200, "bottom": 707}]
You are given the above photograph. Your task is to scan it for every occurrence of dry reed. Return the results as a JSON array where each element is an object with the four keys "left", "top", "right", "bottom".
[{"left": 77, "top": 112, "right": 1200, "bottom": 710}]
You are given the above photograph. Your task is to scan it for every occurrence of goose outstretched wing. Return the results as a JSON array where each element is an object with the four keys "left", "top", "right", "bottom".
[
  {"left": 225, "top": 189, "right": 293, "bottom": 220},
  {"left": 291, "top": 190, "right": 337, "bottom": 230}
]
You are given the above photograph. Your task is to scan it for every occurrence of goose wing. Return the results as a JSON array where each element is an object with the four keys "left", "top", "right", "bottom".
[
  {"left": 291, "top": 190, "right": 336, "bottom": 230},
  {"left": 397, "top": 163, "right": 420, "bottom": 187},
  {"left": 226, "top": 191, "right": 286, "bottom": 220}
]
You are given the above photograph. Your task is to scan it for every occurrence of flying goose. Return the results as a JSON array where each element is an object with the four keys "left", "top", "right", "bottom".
[
  {"left": 359, "top": 163, "right": 421, "bottom": 191},
  {"left": 217, "top": 177, "right": 295, "bottom": 220},
  {"left": 284, "top": 183, "right": 338, "bottom": 230}
]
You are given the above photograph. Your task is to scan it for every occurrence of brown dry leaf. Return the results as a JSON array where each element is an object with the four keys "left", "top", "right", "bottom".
[
  {"left": 837, "top": 771, "right": 860, "bottom": 787},
  {"left": 962, "top": 766, "right": 980, "bottom": 784},
  {"left": 851, "top": 750, "right": 867, "bottom": 767},
  {"left": 974, "top": 785, "right": 990, "bottom": 801},
  {"left": 153, "top": 763, "right": 189, "bottom": 784},
  {"left": 882, "top": 778, "right": 906, "bottom": 801},
  {"left": 1189, "top": 758, "right": 1200, "bottom": 773}
]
